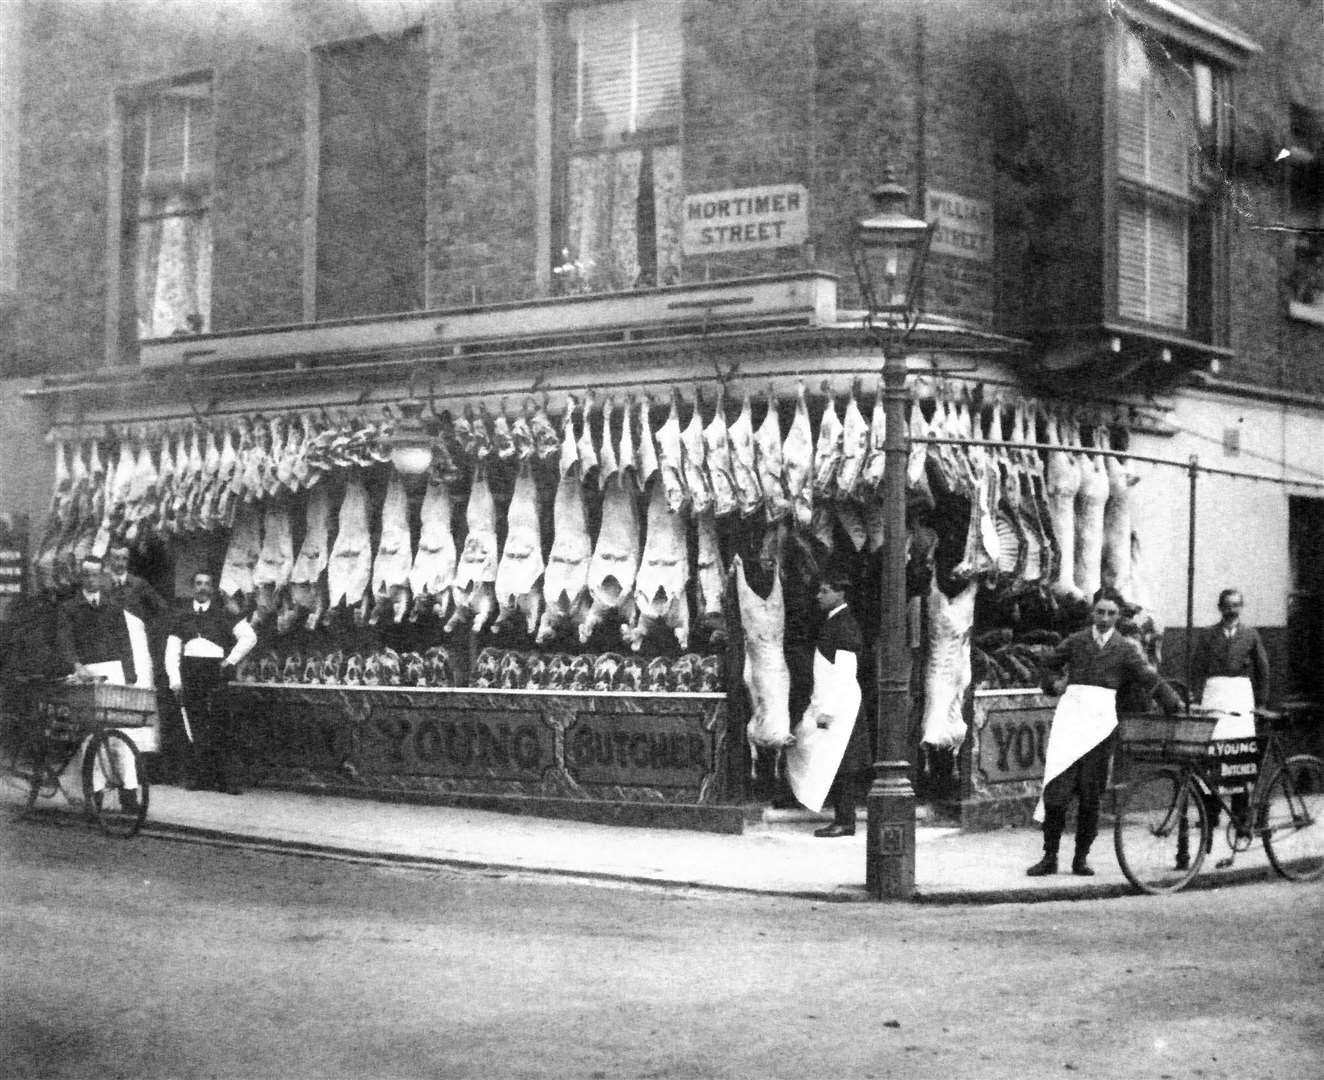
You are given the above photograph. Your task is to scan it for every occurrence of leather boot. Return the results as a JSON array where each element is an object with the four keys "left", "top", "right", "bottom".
[
  {"left": 1026, "top": 854, "right": 1057, "bottom": 877},
  {"left": 1071, "top": 852, "right": 1095, "bottom": 876}
]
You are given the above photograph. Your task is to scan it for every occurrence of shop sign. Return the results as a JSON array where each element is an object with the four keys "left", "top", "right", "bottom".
[
  {"left": 682, "top": 185, "right": 809, "bottom": 255},
  {"left": 1208, "top": 736, "right": 1260, "bottom": 793},
  {"left": 565, "top": 712, "right": 712, "bottom": 788},
  {"left": 978, "top": 704, "right": 1053, "bottom": 784},
  {"left": 925, "top": 189, "right": 994, "bottom": 262},
  {"left": 381, "top": 706, "right": 550, "bottom": 780}
]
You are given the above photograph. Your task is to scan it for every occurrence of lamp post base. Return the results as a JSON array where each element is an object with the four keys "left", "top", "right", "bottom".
[{"left": 866, "top": 760, "right": 916, "bottom": 899}]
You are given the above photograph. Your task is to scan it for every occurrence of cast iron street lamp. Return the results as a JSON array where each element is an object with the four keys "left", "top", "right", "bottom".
[
  {"left": 850, "top": 171, "right": 935, "bottom": 899},
  {"left": 383, "top": 372, "right": 438, "bottom": 478}
]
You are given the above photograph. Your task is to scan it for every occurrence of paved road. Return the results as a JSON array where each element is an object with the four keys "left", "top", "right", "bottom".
[{"left": 2, "top": 813, "right": 1322, "bottom": 1080}]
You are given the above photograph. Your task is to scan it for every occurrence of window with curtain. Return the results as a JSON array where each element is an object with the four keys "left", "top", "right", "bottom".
[
  {"left": 1114, "top": 27, "right": 1225, "bottom": 338},
  {"left": 131, "top": 78, "right": 213, "bottom": 340},
  {"left": 1286, "top": 104, "right": 1324, "bottom": 323},
  {"left": 557, "top": 0, "right": 683, "bottom": 293}
]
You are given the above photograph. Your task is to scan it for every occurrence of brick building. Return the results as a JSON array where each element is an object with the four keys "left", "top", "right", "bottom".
[{"left": 0, "top": 0, "right": 1320, "bottom": 815}]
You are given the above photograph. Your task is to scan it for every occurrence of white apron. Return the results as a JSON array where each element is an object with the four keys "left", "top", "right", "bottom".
[
  {"left": 786, "top": 648, "right": 862, "bottom": 813},
  {"left": 1033, "top": 684, "right": 1117, "bottom": 823},
  {"left": 1201, "top": 676, "right": 1256, "bottom": 739}
]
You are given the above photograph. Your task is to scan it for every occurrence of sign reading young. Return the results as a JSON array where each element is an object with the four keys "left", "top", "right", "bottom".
[
  {"left": 925, "top": 189, "right": 995, "bottom": 262},
  {"left": 683, "top": 185, "right": 809, "bottom": 255}
]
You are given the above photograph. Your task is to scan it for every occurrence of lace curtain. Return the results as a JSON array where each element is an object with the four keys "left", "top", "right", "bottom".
[{"left": 135, "top": 194, "right": 212, "bottom": 339}]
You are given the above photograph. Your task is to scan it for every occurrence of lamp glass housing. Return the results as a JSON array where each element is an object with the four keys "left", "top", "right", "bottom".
[
  {"left": 851, "top": 179, "right": 935, "bottom": 332},
  {"left": 389, "top": 441, "right": 435, "bottom": 477}
]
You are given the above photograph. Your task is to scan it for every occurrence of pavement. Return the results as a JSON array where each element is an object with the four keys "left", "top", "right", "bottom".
[{"left": 2, "top": 777, "right": 1289, "bottom": 903}]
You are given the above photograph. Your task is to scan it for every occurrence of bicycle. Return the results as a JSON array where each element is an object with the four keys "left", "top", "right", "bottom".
[
  {"left": 8, "top": 677, "right": 154, "bottom": 838},
  {"left": 1111, "top": 707, "right": 1324, "bottom": 894}
]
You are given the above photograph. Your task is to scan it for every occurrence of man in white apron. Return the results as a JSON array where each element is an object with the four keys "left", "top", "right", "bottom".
[
  {"left": 1191, "top": 588, "right": 1270, "bottom": 847},
  {"left": 1028, "top": 587, "right": 1182, "bottom": 877},
  {"left": 786, "top": 571, "right": 863, "bottom": 829}
]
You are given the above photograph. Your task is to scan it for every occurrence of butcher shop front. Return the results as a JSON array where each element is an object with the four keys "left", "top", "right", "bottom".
[{"left": 23, "top": 271, "right": 1175, "bottom": 832}]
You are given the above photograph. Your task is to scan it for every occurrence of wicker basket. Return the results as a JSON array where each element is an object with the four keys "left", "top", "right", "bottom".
[
  {"left": 34, "top": 682, "right": 157, "bottom": 738},
  {"left": 1117, "top": 713, "right": 1219, "bottom": 763}
]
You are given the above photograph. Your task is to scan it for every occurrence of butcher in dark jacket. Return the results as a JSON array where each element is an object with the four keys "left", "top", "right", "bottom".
[{"left": 1028, "top": 586, "right": 1182, "bottom": 877}]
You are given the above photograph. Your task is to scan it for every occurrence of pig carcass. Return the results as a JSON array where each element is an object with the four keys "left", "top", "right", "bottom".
[
  {"left": 370, "top": 472, "right": 414, "bottom": 624},
  {"left": 921, "top": 578, "right": 977, "bottom": 750},
  {"left": 694, "top": 508, "right": 728, "bottom": 644},
  {"left": 1073, "top": 422, "right": 1111, "bottom": 599},
  {"left": 581, "top": 471, "right": 641, "bottom": 643},
  {"left": 408, "top": 474, "right": 457, "bottom": 622},
  {"left": 445, "top": 465, "right": 499, "bottom": 634},
  {"left": 537, "top": 462, "right": 592, "bottom": 644},
  {"left": 1044, "top": 409, "right": 1084, "bottom": 602},
  {"left": 1100, "top": 427, "right": 1136, "bottom": 598},
  {"left": 733, "top": 554, "right": 793, "bottom": 757},
  {"left": 493, "top": 461, "right": 545, "bottom": 636},
  {"left": 626, "top": 479, "right": 691, "bottom": 651}
]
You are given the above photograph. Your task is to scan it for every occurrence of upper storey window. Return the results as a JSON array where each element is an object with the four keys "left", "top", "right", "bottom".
[
  {"left": 1114, "top": 23, "right": 1228, "bottom": 340},
  {"left": 1286, "top": 104, "right": 1324, "bottom": 325},
  {"left": 556, "top": 0, "right": 684, "bottom": 293},
  {"left": 128, "top": 76, "right": 214, "bottom": 340}
]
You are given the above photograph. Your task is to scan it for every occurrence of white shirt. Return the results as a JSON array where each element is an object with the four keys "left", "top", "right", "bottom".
[
  {"left": 164, "top": 611, "right": 258, "bottom": 687},
  {"left": 1092, "top": 628, "right": 1115, "bottom": 649}
]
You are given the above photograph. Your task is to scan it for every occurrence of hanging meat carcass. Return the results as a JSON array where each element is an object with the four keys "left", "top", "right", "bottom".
[
  {"left": 782, "top": 381, "right": 815, "bottom": 527},
  {"left": 493, "top": 460, "right": 545, "bottom": 636},
  {"left": 626, "top": 479, "right": 691, "bottom": 651},
  {"left": 655, "top": 389, "right": 687, "bottom": 512},
  {"left": 702, "top": 385, "right": 738, "bottom": 517},
  {"left": 408, "top": 473, "right": 457, "bottom": 622},
  {"left": 597, "top": 396, "right": 620, "bottom": 484},
  {"left": 214, "top": 425, "right": 240, "bottom": 528},
  {"left": 196, "top": 426, "right": 225, "bottom": 531},
  {"left": 1044, "top": 407, "right": 1084, "bottom": 602},
  {"left": 836, "top": 382, "right": 870, "bottom": 497},
  {"left": 811, "top": 386, "right": 844, "bottom": 498},
  {"left": 581, "top": 468, "right": 641, "bottom": 644},
  {"left": 370, "top": 472, "right": 414, "bottom": 625},
  {"left": 445, "top": 463, "right": 499, "bottom": 634},
  {"left": 732, "top": 553, "right": 793, "bottom": 757},
  {"left": 491, "top": 400, "right": 516, "bottom": 461},
  {"left": 634, "top": 393, "right": 660, "bottom": 492},
  {"left": 860, "top": 378, "right": 888, "bottom": 494},
  {"left": 1100, "top": 425, "right": 1135, "bottom": 599},
  {"left": 528, "top": 395, "right": 560, "bottom": 461},
  {"left": 327, "top": 474, "right": 374, "bottom": 621},
  {"left": 755, "top": 389, "right": 791, "bottom": 522},
  {"left": 291, "top": 484, "right": 332, "bottom": 630},
  {"left": 680, "top": 391, "right": 712, "bottom": 515},
  {"left": 727, "top": 390, "right": 762, "bottom": 516},
  {"left": 253, "top": 501, "right": 295, "bottom": 620},
  {"left": 951, "top": 390, "right": 1001, "bottom": 582},
  {"left": 220, "top": 500, "right": 263, "bottom": 607},
  {"left": 537, "top": 460, "right": 592, "bottom": 644},
  {"left": 575, "top": 392, "right": 599, "bottom": 481},
  {"left": 153, "top": 429, "right": 177, "bottom": 536},
  {"left": 694, "top": 508, "right": 728, "bottom": 644},
  {"left": 921, "top": 578, "right": 977, "bottom": 750},
  {"left": 1073, "top": 419, "right": 1111, "bottom": 599}
]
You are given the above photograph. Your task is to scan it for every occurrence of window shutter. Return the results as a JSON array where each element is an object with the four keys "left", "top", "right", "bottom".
[
  {"left": 143, "top": 86, "right": 212, "bottom": 189},
  {"left": 570, "top": 0, "right": 680, "bottom": 143},
  {"left": 1118, "top": 199, "right": 1188, "bottom": 330},
  {"left": 1116, "top": 31, "right": 1188, "bottom": 195}
]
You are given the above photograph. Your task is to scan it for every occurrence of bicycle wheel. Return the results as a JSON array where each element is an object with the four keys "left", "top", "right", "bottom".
[
  {"left": 1113, "top": 767, "right": 1207, "bottom": 894},
  {"left": 1260, "top": 755, "right": 1324, "bottom": 882},
  {"left": 81, "top": 729, "right": 149, "bottom": 839}
]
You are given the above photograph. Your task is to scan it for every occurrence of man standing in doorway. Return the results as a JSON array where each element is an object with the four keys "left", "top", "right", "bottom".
[
  {"left": 105, "top": 543, "right": 168, "bottom": 624},
  {"left": 1191, "top": 588, "right": 1270, "bottom": 848},
  {"left": 165, "top": 571, "right": 257, "bottom": 794},
  {"left": 1029, "top": 587, "right": 1182, "bottom": 877}
]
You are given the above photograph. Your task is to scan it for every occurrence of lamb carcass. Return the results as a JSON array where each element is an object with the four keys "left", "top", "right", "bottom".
[
  {"left": 702, "top": 386, "right": 738, "bottom": 517},
  {"left": 493, "top": 460, "right": 544, "bottom": 636},
  {"left": 408, "top": 473, "right": 457, "bottom": 622},
  {"left": 1073, "top": 420, "right": 1110, "bottom": 598},
  {"left": 253, "top": 502, "right": 295, "bottom": 617},
  {"left": 836, "top": 383, "right": 870, "bottom": 497},
  {"left": 679, "top": 393, "right": 712, "bottom": 514},
  {"left": 597, "top": 396, "right": 620, "bottom": 484},
  {"left": 219, "top": 501, "right": 263, "bottom": 605},
  {"left": 782, "top": 381, "right": 815, "bottom": 527},
  {"left": 537, "top": 462, "right": 592, "bottom": 644},
  {"left": 733, "top": 553, "right": 793, "bottom": 757},
  {"left": 575, "top": 392, "right": 599, "bottom": 480},
  {"left": 727, "top": 391, "right": 763, "bottom": 516},
  {"left": 754, "top": 386, "right": 788, "bottom": 521},
  {"left": 370, "top": 473, "right": 414, "bottom": 624},
  {"left": 626, "top": 479, "right": 690, "bottom": 651},
  {"left": 811, "top": 388, "right": 843, "bottom": 497},
  {"left": 694, "top": 508, "right": 728, "bottom": 644},
  {"left": 1044, "top": 408, "right": 1083, "bottom": 601},
  {"left": 860, "top": 378, "right": 888, "bottom": 494},
  {"left": 634, "top": 394, "right": 660, "bottom": 491},
  {"left": 327, "top": 474, "right": 373, "bottom": 619},
  {"left": 445, "top": 464, "right": 499, "bottom": 634},
  {"left": 921, "top": 578, "right": 977, "bottom": 750},
  {"left": 581, "top": 470, "right": 641, "bottom": 643},
  {"left": 655, "top": 390, "right": 687, "bottom": 512},
  {"left": 291, "top": 484, "right": 332, "bottom": 630}
]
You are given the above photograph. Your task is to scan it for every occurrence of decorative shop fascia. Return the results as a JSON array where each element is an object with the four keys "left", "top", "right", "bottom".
[{"left": 34, "top": 376, "right": 1165, "bottom": 742}]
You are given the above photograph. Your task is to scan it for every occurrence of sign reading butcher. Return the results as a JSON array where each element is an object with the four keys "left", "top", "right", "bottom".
[{"left": 683, "top": 185, "right": 809, "bottom": 255}]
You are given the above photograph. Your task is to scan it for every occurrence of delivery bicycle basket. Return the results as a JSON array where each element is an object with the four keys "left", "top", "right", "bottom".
[
  {"left": 1117, "top": 711, "right": 1219, "bottom": 763},
  {"left": 33, "top": 682, "right": 157, "bottom": 739}
]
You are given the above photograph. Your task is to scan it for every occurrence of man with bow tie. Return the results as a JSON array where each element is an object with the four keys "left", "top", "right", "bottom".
[
  {"left": 165, "top": 571, "right": 257, "bottom": 794},
  {"left": 55, "top": 554, "right": 155, "bottom": 809}
]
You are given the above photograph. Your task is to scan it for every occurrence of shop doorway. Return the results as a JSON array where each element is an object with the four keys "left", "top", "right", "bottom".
[{"left": 1288, "top": 496, "right": 1324, "bottom": 701}]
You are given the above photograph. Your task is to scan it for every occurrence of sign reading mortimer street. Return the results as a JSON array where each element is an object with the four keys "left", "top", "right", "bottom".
[{"left": 683, "top": 184, "right": 809, "bottom": 255}]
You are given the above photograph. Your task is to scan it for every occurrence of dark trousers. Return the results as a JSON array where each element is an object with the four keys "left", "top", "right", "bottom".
[
  {"left": 1040, "top": 734, "right": 1115, "bottom": 859},
  {"left": 180, "top": 657, "right": 237, "bottom": 790},
  {"left": 827, "top": 770, "right": 867, "bottom": 830}
]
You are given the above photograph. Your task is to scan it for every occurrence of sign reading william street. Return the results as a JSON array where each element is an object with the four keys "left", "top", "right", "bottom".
[{"left": 682, "top": 185, "right": 809, "bottom": 255}]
